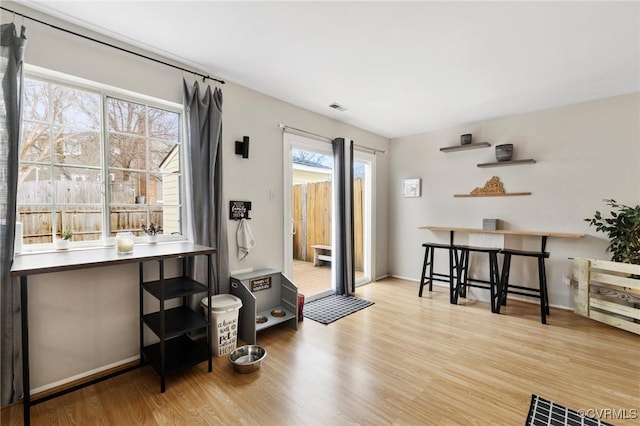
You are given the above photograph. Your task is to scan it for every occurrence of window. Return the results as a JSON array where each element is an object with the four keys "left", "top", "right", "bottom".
[{"left": 17, "top": 72, "right": 184, "bottom": 248}]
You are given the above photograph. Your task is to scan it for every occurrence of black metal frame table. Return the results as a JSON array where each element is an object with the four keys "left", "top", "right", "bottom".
[{"left": 10, "top": 242, "right": 215, "bottom": 426}]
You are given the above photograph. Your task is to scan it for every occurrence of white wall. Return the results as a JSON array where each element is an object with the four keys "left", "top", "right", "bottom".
[
  {"left": 4, "top": 2, "right": 389, "bottom": 391},
  {"left": 389, "top": 93, "right": 640, "bottom": 308}
]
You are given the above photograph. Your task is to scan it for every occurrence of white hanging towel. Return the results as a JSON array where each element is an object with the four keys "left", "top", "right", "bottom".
[{"left": 236, "top": 218, "right": 255, "bottom": 261}]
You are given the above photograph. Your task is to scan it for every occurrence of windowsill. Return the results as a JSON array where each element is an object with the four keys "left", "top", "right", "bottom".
[{"left": 16, "top": 236, "right": 188, "bottom": 256}]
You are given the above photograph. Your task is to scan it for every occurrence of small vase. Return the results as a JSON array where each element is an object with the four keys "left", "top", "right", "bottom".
[
  {"left": 495, "top": 144, "right": 513, "bottom": 162},
  {"left": 54, "top": 239, "right": 70, "bottom": 250},
  {"left": 147, "top": 234, "right": 157, "bottom": 244},
  {"left": 460, "top": 134, "right": 472, "bottom": 145}
]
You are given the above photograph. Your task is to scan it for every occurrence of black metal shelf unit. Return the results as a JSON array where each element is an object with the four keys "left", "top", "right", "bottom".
[{"left": 139, "top": 255, "right": 212, "bottom": 392}]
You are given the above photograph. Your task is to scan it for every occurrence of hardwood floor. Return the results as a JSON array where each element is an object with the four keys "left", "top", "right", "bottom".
[{"left": 3, "top": 277, "right": 639, "bottom": 425}]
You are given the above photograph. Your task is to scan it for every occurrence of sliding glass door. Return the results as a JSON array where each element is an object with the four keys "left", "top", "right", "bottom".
[{"left": 283, "top": 132, "right": 373, "bottom": 301}]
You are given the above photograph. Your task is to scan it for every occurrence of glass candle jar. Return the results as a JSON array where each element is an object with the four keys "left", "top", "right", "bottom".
[{"left": 116, "top": 232, "right": 134, "bottom": 254}]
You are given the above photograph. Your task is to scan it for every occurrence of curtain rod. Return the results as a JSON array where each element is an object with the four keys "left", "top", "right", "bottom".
[
  {"left": 0, "top": 6, "right": 225, "bottom": 85},
  {"left": 278, "top": 123, "right": 386, "bottom": 155}
]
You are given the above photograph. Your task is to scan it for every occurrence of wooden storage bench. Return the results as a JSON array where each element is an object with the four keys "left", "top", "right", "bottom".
[
  {"left": 573, "top": 258, "right": 640, "bottom": 335},
  {"left": 311, "top": 244, "right": 332, "bottom": 266}
]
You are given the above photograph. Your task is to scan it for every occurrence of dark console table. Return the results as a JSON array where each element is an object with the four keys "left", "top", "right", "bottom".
[{"left": 10, "top": 242, "right": 216, "bottom": 425}]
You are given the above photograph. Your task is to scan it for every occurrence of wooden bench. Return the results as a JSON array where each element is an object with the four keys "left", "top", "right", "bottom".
[{"left": 311, "top": 244, "right": 332, "bottom": 266}]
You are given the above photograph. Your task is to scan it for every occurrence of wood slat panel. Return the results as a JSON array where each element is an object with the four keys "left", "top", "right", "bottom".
[
  {"left": 573, "top": 258, "right": 590, "bottom": 316},
  {"left": 590, "top": 298, "right": 640, "bottom": 320},
  {"left": 589, "top": 310, "right": 640, "bottom": 335},
  {"left": 590, "top": 271, "right": 640, "bottom": 291},
  {"left": 589, "top": 258, "right": 640, "bottom": 276}
]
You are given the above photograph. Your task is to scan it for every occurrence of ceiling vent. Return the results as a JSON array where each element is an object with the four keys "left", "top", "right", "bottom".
[{"left": 329, "top": 102, "right": 347, "bottom": 112}]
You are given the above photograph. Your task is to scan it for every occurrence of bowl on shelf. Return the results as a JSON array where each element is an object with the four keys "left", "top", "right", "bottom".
[
  {"left": 270, "top": 309, "right": 286, "bottom": 317},
  {"left": 495, "top": 144, "right": 513, "bottom": 162},
  {"left": 228, "top": 345, "right": 267, "bottom": 373},
  {"left": 256, "top": 315, "right": 268, "bottom": 324}
]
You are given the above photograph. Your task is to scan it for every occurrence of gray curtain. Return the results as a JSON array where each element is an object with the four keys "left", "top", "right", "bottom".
[
  {"left": 183, "top": 79, "right": 229, "bottom": 294},
  {"left": 1, "top": 23, "right": 26, "bottom": 406},
  {"left": 332, "top": 137, "right": 355, "bottom": 295}
]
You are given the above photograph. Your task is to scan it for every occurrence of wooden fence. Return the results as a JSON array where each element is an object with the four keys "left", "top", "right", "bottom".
[
  {"left": 19, "top": 207, "right": 164, "bottom": 244},
  {"left": 293, "top": 179, "right": 364, "bottom": 271},
  {"left": 573, "top": 258, "right": 640, "bottom": 335}
]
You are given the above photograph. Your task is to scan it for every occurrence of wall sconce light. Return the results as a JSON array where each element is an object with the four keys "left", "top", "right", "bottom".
[{"left": 235, "top": 136, "right": 250, "bottom": 159}]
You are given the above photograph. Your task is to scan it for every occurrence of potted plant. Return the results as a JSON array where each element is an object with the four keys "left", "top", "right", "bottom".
[
  {"left": 141, "top": 223, "right": 162, "bottom": 244},
  {"left": 54, "top": 230, "right": 73, "bottom": 250},
  {"left": 584, "top": 199, "right": 640, "bottom": 265}
]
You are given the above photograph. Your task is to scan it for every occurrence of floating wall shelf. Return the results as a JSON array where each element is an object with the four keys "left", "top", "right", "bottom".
[
  {"left": 440, "top": 142, "right": 490, "bottom": 152},
  {"left": 477, "top": 159, "right": 536, "bottom": 168},
  {"left": 454, "top": 192, "right": 532, "bottom": 198}
]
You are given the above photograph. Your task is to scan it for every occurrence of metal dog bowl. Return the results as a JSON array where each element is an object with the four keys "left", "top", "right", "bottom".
[
  {"left": 256, "top": 315, "right": 268, "bottom": 324},
  {"left": 270, "top": 309, "right": 286, "bottom": 317},
  {"left": 228, "top": 345, "right": 267, "bottom": 373}
]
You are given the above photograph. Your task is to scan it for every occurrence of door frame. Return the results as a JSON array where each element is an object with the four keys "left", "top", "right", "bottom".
[{"left": 282, "top": 131, "right": 375, "bottom": 289}]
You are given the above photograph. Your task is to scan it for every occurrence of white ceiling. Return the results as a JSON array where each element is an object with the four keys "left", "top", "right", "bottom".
[{"left": 15, "top": 1, "right": 640, "bottom": 139}]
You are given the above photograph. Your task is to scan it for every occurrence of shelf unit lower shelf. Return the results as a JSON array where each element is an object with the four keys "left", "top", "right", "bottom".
[
  {"left": 143, "top": 306, "right": 208, "bottom": 338},
  {"left": 142, "top": 277, "right": 208, "bottom": 299},
  {"left": 142, "top": 335, "right": 208, "bottom": 375}
]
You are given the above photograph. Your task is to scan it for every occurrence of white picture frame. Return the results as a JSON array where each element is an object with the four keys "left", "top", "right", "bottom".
[{"left": 403, "top": 178, "right": 421, "bottom": 198}]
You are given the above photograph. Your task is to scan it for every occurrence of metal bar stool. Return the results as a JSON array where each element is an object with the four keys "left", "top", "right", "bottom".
[
  {"left": 499, "top": 248, "right": 550, "bottom": 324},
  {"left": 455, "top": 245, "right": 502, "bottom": 313},
  {"left": 418, "top": 242, "right": 460, "bottom": 299}
]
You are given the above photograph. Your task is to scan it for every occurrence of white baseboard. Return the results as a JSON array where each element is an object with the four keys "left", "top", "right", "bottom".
[{"left": 31, "top": 356, "right": 140, "bottom": 394}]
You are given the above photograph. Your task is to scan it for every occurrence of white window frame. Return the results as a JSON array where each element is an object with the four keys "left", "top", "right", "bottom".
[{"left": 18, "top": 65, "right": 187, "bottom": 252}]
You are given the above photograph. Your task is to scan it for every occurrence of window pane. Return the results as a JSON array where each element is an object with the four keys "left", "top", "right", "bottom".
[
  {"left": 21, "top": 122, "right": 50, "bottom": 163},
  {"left": 158, "top": 205, "right": 181, "bottom": 235},
  {"left": 23, "top": 79, "right": 49, "bottom": 121},
  {"left": 146, "top": 173, "right": 162, "bottom": 204},
  {"left": 54, "top": 126, "right": 101, "bottom": 166},
  {"left": 150, "top": 139, "right": 179, "bottom": 171},
  {"left": 149, "top": 172, "right": 181, "bottom": 205},
  {"left": 109, "top": 170, "right": 144, "bottom": 204},
  {"left": 18, "top": 165, "right": 52, "bottom": 204},
  {"left": 53, "top": 167, "right": 102, "bottom": 204},
  {"left": 56, "top": 205, "right": 102, "bottom": 242},
  {"left": 143, "top": 206, "right": 165, "bottom": 235},
  {"left": 18, "top": 206, "right": 53, "bottom": 244},
  {"left": 149, "top": 107, "right": 179, "bottom": 141},
  {"left": 110, "top": 205, "right": 147, "bottom": 235},
  {"left": 107, "top": 98, "right": 146, "bottom": 135},
  {"left": 109, "top": 134, "right": 146, "bottom": 170},
  {"left": 52, "top": 85, "right": 100, "bottom": 130}
]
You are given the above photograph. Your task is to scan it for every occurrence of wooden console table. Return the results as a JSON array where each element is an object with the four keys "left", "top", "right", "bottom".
[
  {"left": 420, "top": 226, "right": 584, "bottom": 251},
  {"left": 10, "top": 242, "right": 215, "bottom": 426}
]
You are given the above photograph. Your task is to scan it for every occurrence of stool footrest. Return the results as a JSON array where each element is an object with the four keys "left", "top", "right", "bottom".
[{"left": 500, "top": 249, "right": 549, "bottom": 258}]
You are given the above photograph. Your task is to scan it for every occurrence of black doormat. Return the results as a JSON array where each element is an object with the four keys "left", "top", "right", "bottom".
[
  {"left": 303, "top": 294, "right": 374, "bottom": 325},
  {"left": 526, "top": 394, "right": 613, "bottom": 426}
]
